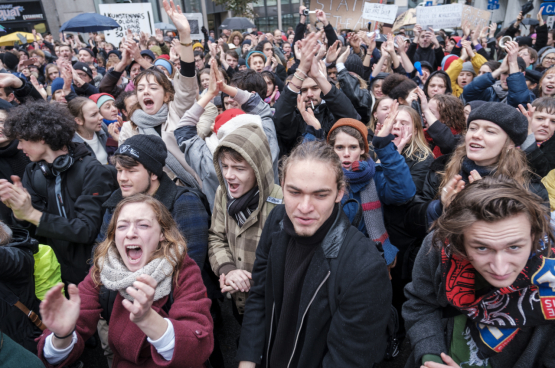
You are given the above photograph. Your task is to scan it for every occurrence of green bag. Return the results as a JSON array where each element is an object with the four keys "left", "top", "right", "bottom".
[{"left": 33, "top": 244, "right": 63, "bottom": 300}]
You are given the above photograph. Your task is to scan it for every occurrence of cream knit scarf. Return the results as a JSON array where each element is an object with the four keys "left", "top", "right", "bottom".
[{"left": 99, "top": 246, "right": 178, "bottom": 302}]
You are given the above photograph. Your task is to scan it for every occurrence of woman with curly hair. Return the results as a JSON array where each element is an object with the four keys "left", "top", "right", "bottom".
[
  {"left": 418, "top": 91, "right": 466, "bottom": 157},
  {"left": 36, "top": 195, "right": 213, "bottom": 367}
]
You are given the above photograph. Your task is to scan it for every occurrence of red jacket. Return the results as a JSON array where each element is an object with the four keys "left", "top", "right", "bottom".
[{"left": 38, "top": 255, "right": 213, "bottom": 367}]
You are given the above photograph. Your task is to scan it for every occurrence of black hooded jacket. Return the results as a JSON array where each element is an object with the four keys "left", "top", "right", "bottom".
[
  {"left": 0, "top": 139, "right": 30, "bottom": 227},
  {"left": 21, "top": 142, "right": 116, "bottom": 285},
  {"left": 0, "top": 228, "right": 42, "bottom": 353},
  {"left": 423, "top": 70, "right": 453, "bottom": 97}
]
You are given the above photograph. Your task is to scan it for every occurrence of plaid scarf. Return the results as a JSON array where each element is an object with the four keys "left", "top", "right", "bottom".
[{"left": 441, "top": 244, "right": 555, "bottom": 360}]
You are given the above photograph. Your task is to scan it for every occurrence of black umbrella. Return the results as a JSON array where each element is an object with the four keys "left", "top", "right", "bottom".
[
  {"left": 509, "top": 18, "right": 539, "bottom": 27},
  {"left": 219, "top": 17, "right": 256, "bottom": 30}
]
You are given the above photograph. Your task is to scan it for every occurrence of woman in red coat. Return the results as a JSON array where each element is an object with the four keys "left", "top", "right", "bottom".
[{"left": 37, "top": 194, "right": 213, "bottom": 367}]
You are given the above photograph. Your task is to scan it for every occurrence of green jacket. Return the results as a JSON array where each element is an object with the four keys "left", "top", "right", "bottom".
[{"left": 208, "top": 124, "right": 283, "bottom": 313}]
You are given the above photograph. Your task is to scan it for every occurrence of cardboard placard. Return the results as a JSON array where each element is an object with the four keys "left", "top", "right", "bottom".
[
  {"left": 416, "top": 4, "right": 490, "bottom": 29},
  {"left": 98, "top": 3, "right": 156, "bottom": 47},
  {"left": 362, "top": 3, "right": 399, "bottom": 24},
  {"left": 309, "top": 0, "right": 380, "bottom": 31}
]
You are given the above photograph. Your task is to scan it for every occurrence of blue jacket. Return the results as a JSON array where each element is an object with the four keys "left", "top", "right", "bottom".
[
  {"left": 462, "top": 72, "right": 535, "bottom": 108},
  {"left": 96, "top": 173, "right": 209, "bottom": 269}
]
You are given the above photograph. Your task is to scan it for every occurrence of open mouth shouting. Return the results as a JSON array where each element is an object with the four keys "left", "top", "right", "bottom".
[
  {"left": 341, "top": 161, "right": 352, "bottom": 169},
  {"left": 125, "top": 244, "right": 143, "bottom": 265},
  {"left": 143, "top": 97, "right": 155, "bottom": 111}
]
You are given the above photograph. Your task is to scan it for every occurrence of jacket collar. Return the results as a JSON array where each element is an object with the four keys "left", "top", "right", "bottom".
[{"left": 102, "top": 173, "right": 177, "bottom": 211}]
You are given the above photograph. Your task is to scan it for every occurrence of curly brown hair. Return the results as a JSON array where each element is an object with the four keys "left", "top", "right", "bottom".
[
  {"left": 430, "top": 94, "right": 466, "bottom": 133},
  {"left": 91, "top": 194, "right": 187, "bottom": 286}
]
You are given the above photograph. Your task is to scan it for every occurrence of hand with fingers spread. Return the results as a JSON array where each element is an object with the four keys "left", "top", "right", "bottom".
[
  {"left": 441, "top": 175, "right": 465, "bottom": 207},
  {"left": 223, "top": 269, "right": 252, "bottom": 293},
  {"left": 478, "top": 26, "right": 489, "bottom": 41},
  {"left": 336, "top": 47, "right": 350, "bottom": 65},
  {"left": 30, "top": 75, "right": 47, "bottom": 100},
  {"left": 413, "top": 24, "right": 422, "bottom": 41},
  {"left": 396, "top": 125, "right": 413, "bottom": 153},
  {"left": 315, "top": 9, "right": 329, "bottom": 27},
  {"left": 162, "top": 0, "right": 190, "bottom": 42},
  {"left": 428, "top": 27, "right": 440, "bottom": 48},
  {"left": 517, "top": 103, "right": 535, "bottom": 134},
  {"left": 297, "top": 94, "right": 321, "bottom": 130},
  {"left": 538, "top": 7, "right": 545, "bottom": 26},
  {"left": 325, "top": 40, "right": 342, "bottom": 64},
  {"left": 40, "top": 283, "right": 80, "bottom": 349},
  {"left": 377, "top": 100, "right": 399, "bottom": 138}
]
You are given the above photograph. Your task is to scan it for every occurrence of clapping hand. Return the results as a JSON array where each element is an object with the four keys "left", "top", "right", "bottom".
[
  {"left": 325, "top": 40, "right": 342, "bottom": 64},
  {"left": 441, "top": 175, "right": 465, "bottom": 207},
  {"left": 40, "top": 283, "right": 80, "bottom": 347}
]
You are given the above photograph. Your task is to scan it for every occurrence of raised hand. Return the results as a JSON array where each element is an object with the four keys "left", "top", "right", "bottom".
[
  {"left": 297, "top": 94, "right": 321, "bottom": 129},
  {"left": 336, "top": 46, "right": 350, "bottom": 64},
  {"left": 489, "top": 23, "right": 497, "bottom": 38},
  {"left": 416, "top": 88, "right": 428, "bottom": 111},
  {"left": 441, "top": 175, "right": 465, "bottom": 207},
  {"left": 538, "top": 7, "right": 545, "bottom": 26},
  {"left": 155, "top": 28, "right": 164, "bottom": 44},
  {"left": 463, "top": 21, "right": 471, "bottom": 37},
  {"left": 517, "top": 103, "right": 535, "bottom": 134},
  {"left": 268, "top": 86, "right": 279, "bottom": 104},
  {"left": 413, "top": 24, "right": 422, "bottom": 39},
  {"left": 299, "top": 31, "right": 322, "bottom": 76},
  {"left": 315, "top": 9, "right": 329, "bottom": 26},
  {"left": 162, "top": 0, "right": 190, "bottom": 41},
  {"left": 0, "top": 73, "right": 23, "bottom": 89},
  {"left": 40, "top": 283, "right": 80, "bottom": 343},
  {"left": 325, "top": 40, "right": 342, "bottom": 64},
  {"left": 121, "top": 274, "right": 158, "bottom": 323},
  {"left": 377, "top": 100, "right": 399, "bottom": 137}
]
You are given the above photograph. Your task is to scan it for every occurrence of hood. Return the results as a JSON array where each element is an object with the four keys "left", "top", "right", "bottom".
[
  {"left": 424, "top": 70, "right": 453, "bottom": 96},
  {"left": 213, "top": 124, "right": 275, "bottom": 214},
  {"left": 4, "top": 227, "right": 38, "bottom": 254},
  {"left": 69, "top": 141, "right": 94, "bottom": 160}
]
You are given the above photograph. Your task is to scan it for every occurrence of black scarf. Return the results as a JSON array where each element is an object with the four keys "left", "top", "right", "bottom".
[
  {"left": 227, "top": 185, "right": 259, "bottom": 227},
  {"left": 441, "top": 245, "right": 555, "bottom": 360},
  {"left": 460, "top": 157, "right": 495, "bottom": 184}
]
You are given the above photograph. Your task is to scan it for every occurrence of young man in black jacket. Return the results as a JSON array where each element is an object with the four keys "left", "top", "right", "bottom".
[
  {"left": 273, "top": 31, "right": 360, "bottom": 157},
  {"left": 0, "top": 100, "right": 115, "bottom": 286},
  {"left": 237, "top": 140, "right": 391, "bottom": 368}
]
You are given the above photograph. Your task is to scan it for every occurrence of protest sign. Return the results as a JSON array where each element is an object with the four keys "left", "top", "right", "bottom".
[
  {"left": 98, "top": 3, "right": 155, "bottom": 46},
  {"left": 309, "top": 0, "right": 380, "bottom": 30},
  {"left": 184, "top": 13, "right": 203, "bottom": 40},
  {"left": 416, "top": 4, "right": 490, "bottom": 29},
  {"left": 362, "top": 3, "right": 398, "bottom": 24}
]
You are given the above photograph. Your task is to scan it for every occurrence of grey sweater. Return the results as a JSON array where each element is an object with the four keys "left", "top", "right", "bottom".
[{"left": 403, "top": 232, "right": 555, "bottom": 368}]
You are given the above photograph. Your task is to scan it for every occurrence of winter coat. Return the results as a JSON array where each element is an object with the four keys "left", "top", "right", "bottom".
[
  {"left": 0, "top": 332, "right": 45, "bottom": 368},
  {"left": 424, "top": 120, "right": 462, "bottom": 156},
  {"left": 445, "top": 53, "right": 487, "bottom": 97},
  {"left": 73, "top": 82, "right": 99, "bottom": 97},
  {"left": 37, "top": 256, "right": 213, "bottom": 368},
  {"left": 524, "top": 134, "right": 555, "bottom": 178},
  {"left": 407, "top": 43, "right": 445, "bottom": 71},
  {"left": 21, "top": 142, "right": 115, "bottom": 285},
  {"left": 0, "top": 139, "right": 30, "bottom": 228},
  {"left": 236, "top": 204, "right": 392, "bottom": 368},
  {"left": 337, "top": 68, "right": 371, "bottom": 124},
  {"left": 542, "top": 169, "right": 555, "bottom": 211},
  {"left": 208, "top": 124, "right": 283, "bottom": 313},
  {"left": 175, "top": 89, "right": 281, "bottom": 210},
  {"left": 118, "top": 72, "right": 202, "bottom": 186},
  {"left": 71, "top": 123, "right": 109, "bottom": 160},
  {"left": 99, "top": 69, "right": 125, "bottom": 100},
  {"left": 462, "top": 72, "right": 535, "bottom": 108},
  {"left": 273, "top": 84, "right": 360, "bottom": 157},
  {"left": 0, "top": 228, "right": 42, "bottom": 354},
  {"left": 403, "top": 233, "right": 555, "bottom": 368},
  {"left": 97, "top": 173, "right": 209, "bottom": 269}
]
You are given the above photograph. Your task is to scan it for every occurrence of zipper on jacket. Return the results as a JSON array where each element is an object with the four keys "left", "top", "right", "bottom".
[
  {"left": 266, "top": 302, "right": 275, "bottom": 368},
  {"left": 286, "top": 271, "right": 331, "bottom": 368}
]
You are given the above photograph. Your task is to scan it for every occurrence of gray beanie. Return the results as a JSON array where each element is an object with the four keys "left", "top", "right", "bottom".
[
  {"left": 540, "top": 48, "right": 555, "bottom": 64},
  {"left": 467, "top": 102, "right": 528, "bottom": 146},
  {"left": 461, "top": 62, "right": 476, "bottom": 76}
]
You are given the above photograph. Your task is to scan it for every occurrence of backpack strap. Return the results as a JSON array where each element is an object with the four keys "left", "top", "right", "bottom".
[
  {"left": 0, "top": 282, "right": 46, "bottom": 331},
  {"left": 341, "top": 198, "right": 363, "bottom": 228}
]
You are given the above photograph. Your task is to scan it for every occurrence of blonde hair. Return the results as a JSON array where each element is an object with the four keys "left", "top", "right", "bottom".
[
  {"left": 397, "top": 105, "right": 432, "bottom": 162},
  {"left": 91, "top": 194, "right": 187, "bottom": 286}
]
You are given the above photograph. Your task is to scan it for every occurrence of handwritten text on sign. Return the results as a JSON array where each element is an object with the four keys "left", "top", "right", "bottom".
[
  {"left": 416, "top": 4, "right": 462, "bottom": 29},
  {"left": 310, "top": 0, "right": 380, "bottom": 31},
  {"left": 362, "top": 3, "right": 398, "bottom": 24},
  {"left": 98, "top": 3, "right": 155, "bottom": 47}
]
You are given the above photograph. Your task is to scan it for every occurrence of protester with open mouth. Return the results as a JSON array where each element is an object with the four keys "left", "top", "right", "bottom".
[
  {"left": 36, "top": 194, "right": 213, "bottom": 367},
  {"left": 537, "top": 67, "right": 555, "bottom": 97},
  {"left": 404, "top": 177, "right": 555, "bottom": 368}
]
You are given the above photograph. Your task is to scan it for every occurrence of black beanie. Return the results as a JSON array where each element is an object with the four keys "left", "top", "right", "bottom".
[
  {"left": 73, "top": 62, "right": 93, "bottom": 79},
  {"left": 344, "top": 54, "right": 364, "bottom": 79},
  {"left": 114, "top": 135, "right": 167, "bottom": 177},
  {"left": 467, "top": 102, "right": 528, "bottom": 146},
  {"left": 0, "top": 52, "right": 18, "bottom": 71}
]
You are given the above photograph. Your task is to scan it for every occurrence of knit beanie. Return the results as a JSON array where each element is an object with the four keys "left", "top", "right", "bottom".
[
  {"left": 154, "top": 58, "right": 173, "bottom": 75},
  {"left": 114, "top": 134, "right": 167, "bottom": 177},
  {"left": 73, "top": 62, "right": 93, "bottom": 79},
  {"left": 238, "top": 58, "right": 246, "bottom": 66},
  {"left": 107, "top": 50, "right": 122, "bottom": 60},
  {"left": 214, "top": 109, "right": 245, "bottom": 134},
  {"left": 466, "top": 100, "right": 487, "bottom": 111},
  {"left": 245, "top": 51, "right": 266, "bottom": 68},
  {"left": 337, "top": 35, "right": 345, "bottom": 45},
  {"left": 461, "top": 62, "right": 476, "bottom": 76},
  {"left": 525, "top": 69, "right": 542, "bottom": 84},
  {"left": 540, "top": 48, "right": 555, "bottom": 64},
  {"left": 327, "top": 118, "right": 369, "bottom": 153},
  {"left": 0, "top": 52, "right": 18, "bottom": 71},
  {"left": 192, "top": 42, "right": 204, "bottom": 50},
  {"left": 51, "top": 77, "right": 75, "bottom": 95},
  {"left": 467, "top": 102, "right": 528, "bottom": 146},
  {"left": 441, "top": 54, "right": 459, "bottom": 71},
  {"left": 79, "top": 48, "right": 95, "bottom": 58},
  {"left": 450, "top": 36, "right": 461, "bottom": 47},
  {"left": 344, "top": 54, "right": 364, "bottom": 79},
  {"left": 140, "top": 49, "right": 156, "bottom": 61},
  {"left": 89, "top": 93, "right": 115, "bottom": 109},
  {"left": 242, "top": 39, "right": 252, "bottom": 46},
  {"left": 150, "top": 45, "right": 162, "bottom": 56}
]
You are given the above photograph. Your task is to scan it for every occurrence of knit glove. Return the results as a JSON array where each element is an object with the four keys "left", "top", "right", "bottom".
[{"left": 351, "top": 160, "right": 367, "bottom": 172}]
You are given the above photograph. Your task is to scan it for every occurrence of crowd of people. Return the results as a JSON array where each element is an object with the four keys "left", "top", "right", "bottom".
[{"left": 0, "top": 0, "right": 554, "bottom": 367}]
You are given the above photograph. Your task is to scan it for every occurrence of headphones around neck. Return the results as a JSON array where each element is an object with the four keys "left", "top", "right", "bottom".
[{"left": 38, "top": 148, "right": 75, "bottom": 178}]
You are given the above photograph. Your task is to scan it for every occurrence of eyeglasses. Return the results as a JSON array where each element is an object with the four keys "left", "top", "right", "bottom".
[{"left": 544, "top": 57, "right": 555, "bottom": 62}]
